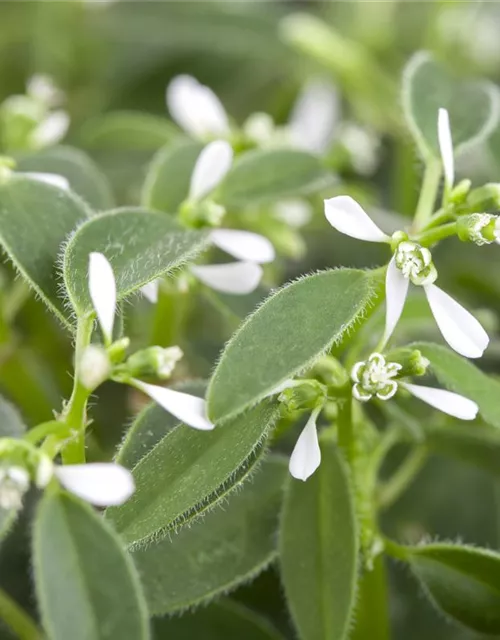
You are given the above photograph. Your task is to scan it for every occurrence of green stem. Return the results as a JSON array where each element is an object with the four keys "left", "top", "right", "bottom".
[
  {"left": 383, "top": 537, "right": 410, "bottom": 561},
  {"left": 378, "top": 446, "right": 428, "bottom": 509},
  {"left": 413, "top": 158, "right": 442, "bottom": 231},
  {"left": 336, "top": 390, "right": 354, "bottom": 464},
  {"left": 24, "top": 420, "right": 62, "bottom": 445},
  {"left": 0, "top": 587, "right": 42, "bottom": 640},
  {"left": 60, "top": 315, "right": 94, "bottom": 465},
  {"left": 415, "top": 222, "right": 457, "bottom": 247},
  {"left": 422, "top": 206, "right": 455, "bottom": 230}
]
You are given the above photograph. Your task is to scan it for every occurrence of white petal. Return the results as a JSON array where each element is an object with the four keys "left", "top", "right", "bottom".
[
  {"left": 166, "top": 75, "right": 230, "bottom": 139},
  {"left": 289, "top": 79, "right": 339, "bottom": 154},
  {"left": 31, "top": 110, "right": 69, "bottom": 148},
  {"left": 438, "top": 108, "right": 454, "bottom": 188},
  {"left": 289, "top": 409, "right": 321, "bottom": 481},
  {"left": 141, "top": 279, "right": 160, "bottom": 304},
  {"left": 324, "top": 196, "right": 389, "bottom": 242},
  {"left": 191, "top": 262, "right": 262, "bottom": 295},
  {"left": 210, "top": 229, "right": 275, "bottom": 264},
  {"left": 273, "top": 199, "right": 312, "bottom": 228},
  {"left": 55, "top": 463, "right": 135, "bottom": 506},
  {"left": 401, "top": 382, "right": 478, "bottom": 420},
  {"left": 23, "top": 172, "right": 69, "bottom": 191},
  {"left": 88, "top": 252, "right": 116, "bottom": 343},
  {"left": 134, "top": 380, "right": 214, "bottom": 430},
  {"left": 424, "top": 284, "right": 489, "bottom": 358},
  {"left": 189, "top": 140, "right": 233, "bottom": 201},
  {"left": 383, "top": 255, "right": 410, "bottom": 346}
]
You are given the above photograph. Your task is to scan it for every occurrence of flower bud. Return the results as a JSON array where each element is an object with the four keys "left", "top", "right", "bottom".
[
  {"left": 464, "top": 183, "right": 500, "bottom": 213},
  {"left": 385, "top": 348, "right": 430, "bottom": 378},
  {"left": 125, "top": 346, "right": 183, "bottom": 380},
  {"left": 107, "top": 337, "right": 130, "bottom": 364},
  {"left": 79, "top": 345, "right": 112, "bottom": 391},
  {"left": 179, "top": 199, "right": 225, "bottom": 229},
  {"left": 0, "top": 466, "right": 30, "bottom": 510},
  {"left": 449, "top": 179, "right": 471, "bottom": 205},
  {"left": 312, "top": 356, "right": 349, "bottom": 387},
  {"left": 278, "top": 380, "right": 326, "bottom": 413},
  {"left": 456, "top": 213, "right": 497, "bottom": 246}
]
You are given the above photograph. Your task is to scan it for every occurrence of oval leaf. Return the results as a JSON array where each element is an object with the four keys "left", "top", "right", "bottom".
[
  {"left": 218, "top": 148, "right": 333, "bottom": 207},
  {"left": 63, "top": 207, "right": 208, "bottom": 316},
  {"left": 0, "top": 175, "right": 90, "bottom": 327},
  {"left": 142, "top": 139, "right": 203, "bottom": 213},
  {"left": 16, "top": 145, "right": 115, "bottom": 210},
  {"left": 106, "top": 400, "right": 278, "bottom": 547},
  {"left": 408, "top": 543, "right": 500, "bottom": 634},
  {"left": 402, "top": 51, "right": 500, "bottom": 159},
  {"left": 153, "top": 601, "right": 285, "bottom": 640},
  {"left": 280, "top": 439, "right": 358, "bottom": 640},
  {"left": 33, "top": 491, "right": 149, "bottom": 640},
  {"left": 412, "top": 342, "right": 500, "bottom": 429},
  {"left": 133, "top": 457, "right": 286, "bottom": 614},
  {"left": 208, "top": 268, "right": 380, "bottom": 422}
]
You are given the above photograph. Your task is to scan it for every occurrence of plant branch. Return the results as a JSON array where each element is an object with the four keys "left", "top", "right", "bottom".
[
  {"left": 413, "top": 158, "right": 442, "bottom": 231},
  {"left": 0, "top": 587, "right": 42, "bottom": 640},
  {"left": 377, "top": 445, "right": 428, "bottom": 509}
]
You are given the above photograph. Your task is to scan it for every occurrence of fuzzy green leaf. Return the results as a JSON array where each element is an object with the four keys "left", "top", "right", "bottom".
[
  {"left": 133, "top": 457, "right": 286, "bottom": 614},
  {"left": 33, "top": 491, "right": 149, "bottom": 640},
  {"left": 218, "top": 148, "right": 333, "bottom": 206},
  {"left": 80, "top": 111, "right": 178, "bottom": 151},
  {"left": 0, "top": 175, "right": 90, "bottom": 327},
  {"left": 408, "top": 543, "right": 500, "bottom": 634},
  {"left": 402, "top": 51, "right": 500, "bottom": 159},
  {"left": 279, "top": 439, "right": 358, "bottom": 640},
  {"left": 107, "top": 400, "right": 277, "bottom": 547},
  {"left": 153, "top": 601, "right": 285, "bottom": 640},
  {"left": 412, "top": 342, "right": 500, "bottom": 429},
  {"left": 141, "top": 139, "right": 203, "bottom": 212},
  {"left": 16, "top": 146, "right": 115, "bottom": 210},
  {"left": 208, "top": 268, "right": 380, "bottom": 423},
  {"left": 63, "top": 207, "right": 208, "bottom": 316}
]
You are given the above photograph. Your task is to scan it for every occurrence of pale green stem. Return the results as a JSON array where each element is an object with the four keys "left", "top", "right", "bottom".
[
  {"left": 383, "top": 537, "right": 410, "bottom": 561},
  {"left": 377, "top": 446, "right": 428, "bottom": 509},
  {"left": 0, "top": 587, "right": 42, "bottom": 640},
  {"left": 336, "top": 389, "right": 354, "bottom": 465},
  {"left": 415, "top": 222, "right": 457, "bottom": 247},
  {"left": 413, "top": 158, "right": 442, "bottom": 231}
]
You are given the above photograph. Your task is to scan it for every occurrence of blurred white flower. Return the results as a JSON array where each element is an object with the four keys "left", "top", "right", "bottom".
[
  {"left": 273, "top": 199, "right": 313, "bottom": 228},
  {"left": 0, "top": 466, "right": 30, "bottom": 510},
  {"left": 438, "top": 108, "right": 454, "bottom": 189}
]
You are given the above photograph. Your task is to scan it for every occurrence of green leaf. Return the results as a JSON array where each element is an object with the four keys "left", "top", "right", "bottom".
[
  {"left": 412, "top": 342, "right": 500, "bottom": 429},
  {"left": 426, "top": 422, "right": 500, "bottom": 476},
  {"left": 141, "top": 139, "right": 203, "bottom": 212},
  {"left": 218, "top": 148, "right": 333, "bottom": 207},
  {"left": 106, "top": 400, "right": 277, "bottom": 547},
  {"left": 0, "top": 175, "right": 90, "bottom": 327},
  {"left": 408, "top": 543, "right": 500, "bottom": 634},
  {"left": 133, "top": 456, "right": 286, "bottom": 614},
  {"left": 80, "top": 111, "right": 178, "bottom": 151},
  {"left": 153, "top": 600, "right": 285, "bottom": 640},
  {"left": 16, "top": 145, "right": 115, "bottom": 211},
  {"left": 63, "top": 207, "right": 208, "bottom": 316},
  {"left": 33, "top": 491, "right": 149, "bottom": 640},
  {"left": 279, "top": 439, "right": 358, "bottom": 640},
  {"left": 350, "top": 556, "right": 390, "bottom": 640},
  {"left": 208, "top": 268, "right": 380, "bottom": 423},
  {"left": 0, "top": 396, "right": 26, "bottom": 438},
  {"left": 402, "top": 51, "right": 500, "bottom": 159}
]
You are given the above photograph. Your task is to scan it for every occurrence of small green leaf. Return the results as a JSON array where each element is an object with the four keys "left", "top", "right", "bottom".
[
  {"left": 107, "top": 400, "right": 277, "bottom": 547},
  {"left": 63, "top": 207, "right": 208, "bottom": 316},
  {"left": 153, "top": 600, "right": 285, "bottom": 640},
  {"left": 279, "top": 439, "right": 358, "bottom": 640},
  {"left": 33, "top": 491, "right": 149, "bottom": 640},
  {"left": 16, "top": 146, "right": 115, "bottom": 210},
  {"left": 0, "top": 175, "right": 90, "bottom": 327},
  {"left": 141, "top": 139, "right": 203, "bottom": 212},
  {"left": 412, "top": 342, "right": 500, "bottom": 429},
  {"left": 408, "top": 543, "right": 500, "bottom": 634},
  {"left": 402, "top": 51, "right": 500, "bottom": 159},
  {"left": 426, "top": 422, "right": 500, "bottom": 476},
  {"left": 80, "top": 111, "right": 178, "bottom": 151},
  {"left": 133, "top": 456, "right": 286, "bottom": 614},
  {"left": 218, "top": 148, "right": 333, "bottom": 207},
  {"left": 208, "top": 269, "right": 380, "bottom": 423}
]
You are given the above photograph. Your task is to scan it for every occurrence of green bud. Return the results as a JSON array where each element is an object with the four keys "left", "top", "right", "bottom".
[
  {"left": 449, "top": 179, "right": 471, "bottom": 205},
  {"left": 464, "top": 183, "right": 500, "bottom": 213},
  {"left": 278, "top": 380, "right": 326, "bottom": 413},
  {"left": 179, "top": 199, "right": 225, "bottom": 229},
  {"left": 312, "top": 356, "right": 349, "bottom": 387},
  {"left": 79, "top": 345, "right": 111, "bottom": 391},
  {"left": 386, "top": 348, "right": 430, "bottom": 378},
  {"left": 107, "top": 337, "right": 130, "bottom": 364},
  {"left": 456, "top": 213, "right": 497, "bottom": 245},
  {"left": 390, "top": 230, "right": 408, "bottom": 252},
  {"left": 125, "top": 346, "right": 183, "bottom": 380}
]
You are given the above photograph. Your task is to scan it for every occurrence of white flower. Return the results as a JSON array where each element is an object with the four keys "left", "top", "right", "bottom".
[
  {"left": 438, "top": 108, "right": 454, "bottom": 189},
  {"left": 166, "top": 75, "right": 230, "bottom": 140},
  {"left": 0, "top": 466, "right": 30, "bottom": 510},
  {"left": 88, "top": 252, "right": 116, "bottom": 345},
  {"left": 79, "top": 345, "right": 111, "bottom": 391},
  {"left": 351, "top": 353, "right": 478, "bottom": 421},
  {"left": 288, "top": 406, "right": 322, "bottom": 481},
  {"left": 27, "top": 74, "right": 64, "bottom": 108},
  {"left": 273, "top": 199, "right": 313, "bottom": 228},
  {"left": 324, "top": 195, "right": 489, "bottom": 359},
  {"left": 31, "top": 110, "right": 69, "bottom": 148},
  {"left": 188, "top": 140, "right": 233, "bottom": 201},
  {"left": 86, "top": 253, "right": 213, "bottom": 430},
  {"left": 338, "top": 122, "right": 380, "bottom": 176}
]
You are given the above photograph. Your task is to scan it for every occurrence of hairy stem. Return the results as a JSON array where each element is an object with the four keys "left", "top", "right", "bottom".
[{"left": 0, "top": 587, "right": 42, "bottom": 640}]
